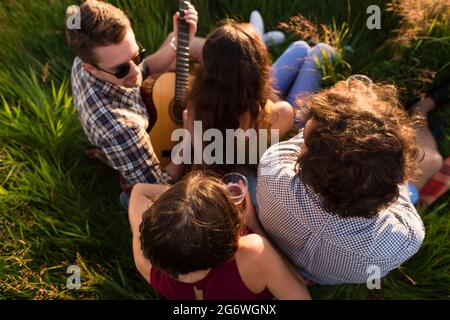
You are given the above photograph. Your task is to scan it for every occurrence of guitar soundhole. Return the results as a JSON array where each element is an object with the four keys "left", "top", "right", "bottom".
[{"left": 169, "top": 99, "right": 184, "bottom": 125}]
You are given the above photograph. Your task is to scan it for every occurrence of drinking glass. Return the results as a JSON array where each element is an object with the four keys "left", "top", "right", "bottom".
[
  {"left": 222, "top": 173, "right": 248, "bottom": 206},
  {"left": 346, "top": 74, "right": 373, "bottom": 92}
]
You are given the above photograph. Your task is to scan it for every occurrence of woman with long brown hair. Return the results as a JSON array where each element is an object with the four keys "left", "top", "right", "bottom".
[{"left": 184, "top": 20, "right": 294, "bottom": 171}]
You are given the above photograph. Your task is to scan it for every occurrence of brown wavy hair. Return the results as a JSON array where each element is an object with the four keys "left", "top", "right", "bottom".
[
  {"left": 139, "top": 172, "right": 242, "bottom": 278},
  {"left": 296, "top": 81, "right": 422, "bottom": 218},
  {"left": 189, "top": 20, "right": 272, "bottom": 134},
  {"left": 65, "top": 0, "right": 131, "bottom": 65}
]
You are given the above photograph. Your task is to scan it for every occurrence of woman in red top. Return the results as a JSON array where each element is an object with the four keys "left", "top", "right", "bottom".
[{"left": 128, "top": 172, "right": 310, "bottom": 300}]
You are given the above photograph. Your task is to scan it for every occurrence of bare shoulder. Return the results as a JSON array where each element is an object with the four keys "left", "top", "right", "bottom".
[
  {"left": 234, "top": 234, "right": 271, "bottom": 294},
  {"left": 272, "top": 100, "right": 294, "bottom": 115},
  {"left": 237, "top": 234, "right": 282, "bottom": 263},
  {"left": 237, "top": 234, "right": 266, "bottom": 255},
  {"left": 270, "top": 100, "right": 294, "bottom": 133},
  {"left": 272, "top": 100, "right": 293, "bottom": 109}
]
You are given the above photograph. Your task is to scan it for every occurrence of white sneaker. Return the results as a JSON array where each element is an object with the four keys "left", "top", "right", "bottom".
[
  {"left": 263, "top": 31, "right": 286, "bottom": 47},
  {"left": 250, "top": 10, "right": 286, "bottom": 47},
  {"left": 250, "top": 10, "right": 265, "bottom": 39}
]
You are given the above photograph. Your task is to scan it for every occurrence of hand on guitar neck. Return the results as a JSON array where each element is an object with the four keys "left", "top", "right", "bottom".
[
  {"left": 142, "top": 1, "right": 201, "bottom": 74},
  {"left": 172, "top": 1, "right": 198, "bottom": 44},
  {"left": 141, "top": 1, "right": 199, "bottom": 179}
]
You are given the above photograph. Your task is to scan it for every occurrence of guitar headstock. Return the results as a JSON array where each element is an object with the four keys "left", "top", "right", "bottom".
[{"left": 177, "top": 0, "right": 191, "bottom": 47}]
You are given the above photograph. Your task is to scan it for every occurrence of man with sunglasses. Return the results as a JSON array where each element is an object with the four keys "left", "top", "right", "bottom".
[{"left": 66, "top": 0, "right": 203, "bottom": 207}]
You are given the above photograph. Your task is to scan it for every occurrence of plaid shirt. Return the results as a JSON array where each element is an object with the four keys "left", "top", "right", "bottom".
[
  {"left": 257, "top": 130, "right": 425, "bottom": 285},
  {"left": 71, "top": 57, "right": 172, "bottom": 185}
]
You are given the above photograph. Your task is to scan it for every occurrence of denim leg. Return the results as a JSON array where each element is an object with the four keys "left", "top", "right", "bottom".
[
  {"left": 245, "top": 174, "right": 258, "bottom": 211},
  {"left": 119, "top": 191, "right": 130, "bottom": 211},
  {"left": 286, "top": 43, "right": 336, "bottom": 110},
  {"left": 272, "top": 41, "right": 311, "bottom": 98}
]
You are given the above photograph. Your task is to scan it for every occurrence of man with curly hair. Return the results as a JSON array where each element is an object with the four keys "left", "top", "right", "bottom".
[{"left": 255, "top": 80, "right": 426, "bottom": 285}]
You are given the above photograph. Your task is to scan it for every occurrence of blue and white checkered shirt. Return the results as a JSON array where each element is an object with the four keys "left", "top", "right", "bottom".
[{"left": 257, "top": 130, "right": 425, "bottom": 285}]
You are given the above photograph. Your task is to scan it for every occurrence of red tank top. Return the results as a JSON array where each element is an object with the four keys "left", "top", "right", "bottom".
[{"left": 150, "top": 259, "right": 273, "bottom": 300}]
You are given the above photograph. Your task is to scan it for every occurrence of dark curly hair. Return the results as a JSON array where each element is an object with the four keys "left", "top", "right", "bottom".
[
  {"left": 296, "top": 81, "right": 422, "bottom": 218},
  {"left": 139, "top": 172, "right": 242, "bottom": 278}
]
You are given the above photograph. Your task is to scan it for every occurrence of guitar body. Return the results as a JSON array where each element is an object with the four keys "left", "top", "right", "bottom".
[
  {"left": 141, "top": 0, "right": 193, "bottom": 167},
  {"left": 141, "top": 72, "right": 189, "bottom": 167}
]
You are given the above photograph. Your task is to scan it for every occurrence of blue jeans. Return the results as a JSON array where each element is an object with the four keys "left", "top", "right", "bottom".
[
  {"left": 272, "top": 41, "right": 336, "bottom": 128},
  {"left": 119, "top": 191, "right": 130, "bottom": 210},
  {"left": 246, "top": 175, "right": 258, "bottom": 210}
]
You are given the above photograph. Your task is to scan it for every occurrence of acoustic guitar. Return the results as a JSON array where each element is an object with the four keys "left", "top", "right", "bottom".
[{"left": 141, "top": 0, "right": 192, "bottom": 167}]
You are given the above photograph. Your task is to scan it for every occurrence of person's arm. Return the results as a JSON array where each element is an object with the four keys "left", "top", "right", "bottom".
[
  {"left": 143, "top": 33, "right": 177, "bottom": 74},
  {"left": 128, "top": 183, "right": 169, "bottom": 283},
  {"left": 262, "top": 237, "right": 311, "bottom": 300},
  {"left": 238, "top": 235, "right": 311, "bottom": 300},
  {"left": 242, "top": 185, "right": 267, "bottom": 237},
  {"left": 269, "top": 100, "right": 294, "bottom": 138},
  {"left": 241, "top": 189, "right": 310, "bottom": 287},
  {"left": 410, "top": 98, "right": 444, "bottom": 191},
  {"left": 144, "top": 3, "right": 199, "bottom": 74},
  {"left": 259, "top": 236, "right": 311, "bottom": 300},
  {"left": 100, "top": 126, "right": 173, "bottom": 185}
]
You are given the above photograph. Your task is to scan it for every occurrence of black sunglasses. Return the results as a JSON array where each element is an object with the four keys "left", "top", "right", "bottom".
[{"left": 95, "top": 48, "right": 147, "bottom": 79}]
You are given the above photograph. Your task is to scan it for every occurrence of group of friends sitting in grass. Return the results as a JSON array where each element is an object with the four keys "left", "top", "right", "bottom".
[{"left": 65, "top": 1, "right": 449, "bottom": 299}]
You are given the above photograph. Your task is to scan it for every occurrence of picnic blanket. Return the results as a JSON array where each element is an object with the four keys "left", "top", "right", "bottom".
[{"left": 419, "top": 156, "right": 450, "bottom": 207}]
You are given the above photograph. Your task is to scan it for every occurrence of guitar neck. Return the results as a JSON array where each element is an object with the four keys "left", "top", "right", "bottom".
[{"left": 175, "top": 0, "right": 191, "bottom": 103}]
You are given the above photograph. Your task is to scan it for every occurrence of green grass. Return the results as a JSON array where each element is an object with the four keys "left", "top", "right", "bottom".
[{"left": 0, "top": 0, "right": 449, "bottom": 300}]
